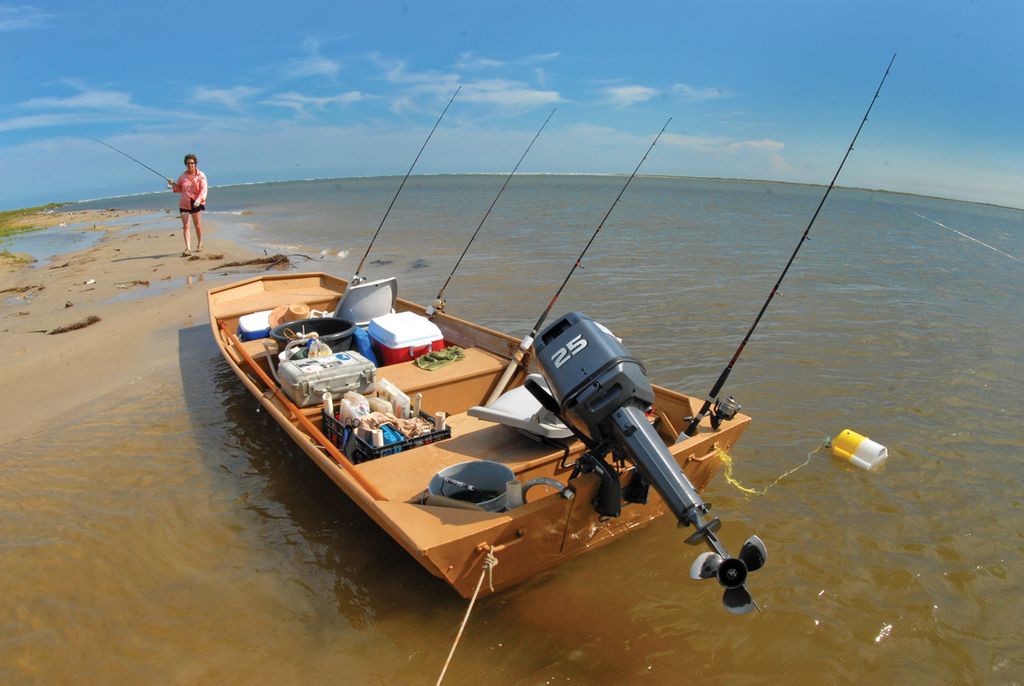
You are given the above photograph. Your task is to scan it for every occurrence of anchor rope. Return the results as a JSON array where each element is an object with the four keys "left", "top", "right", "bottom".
[
  {"left": 716, "top": 445, "right": 823, "bottom": 497},
  {"left": 436, "top": 547, "right": 499, "bottom": 686}
]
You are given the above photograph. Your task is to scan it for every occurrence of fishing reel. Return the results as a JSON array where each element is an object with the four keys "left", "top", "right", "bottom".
[
  {"left": 529, "top": 312, "right": 767, "bottom": 614},
  {"left": 425, "top": 297, "right": 446, "bottom": 316},
  {"left": 710, "top": 395, "right": 741, "bottom": 430},
  {"left": 682, "top": 394, "right": 741, "bottom": 435}
]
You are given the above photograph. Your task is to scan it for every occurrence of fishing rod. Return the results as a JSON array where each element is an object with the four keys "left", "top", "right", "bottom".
[
  {"left": 352, "top": 85, "right": 461, "bottom": 284},
  {"left": 887, "top": 201, "right": 1024, "bottom": 265},
  {"left": 427, "top": 107, "right": 556, "bottom": 318},
  {"left": 485, "top": 117, "right": 672, "bottom": 405},
  {"left": 88, "top": 136, "right": 172, "bottom": 183},
  {"left": 680, "top": 53, "right": 897, "bottom": 439}
]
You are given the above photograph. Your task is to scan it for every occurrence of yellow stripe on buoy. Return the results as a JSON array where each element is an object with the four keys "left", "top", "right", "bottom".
[{"left": 829, "top": 429, "right": 888, "bottom": 471}]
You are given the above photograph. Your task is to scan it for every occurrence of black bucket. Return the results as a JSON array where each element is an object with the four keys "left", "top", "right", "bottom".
[{"left": 270, "top": 317, "right": 356, "bottom": 352}]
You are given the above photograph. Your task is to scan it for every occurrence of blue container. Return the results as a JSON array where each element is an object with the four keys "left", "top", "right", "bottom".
[
  {"left": 238, "top": 309, "right": 272, "bottom": 341},
  {"left": 352, "top": 326, "right": 379, "bottom": 366}
]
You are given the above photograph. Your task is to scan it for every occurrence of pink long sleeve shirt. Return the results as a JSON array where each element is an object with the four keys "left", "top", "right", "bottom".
[{"left": 172, "top": 169, "right": 208, "bottom": 210}]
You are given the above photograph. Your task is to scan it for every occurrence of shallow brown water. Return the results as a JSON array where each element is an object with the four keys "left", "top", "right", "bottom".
[{"left": 4, "top": 178, "right": 1023, "bottom": 683}]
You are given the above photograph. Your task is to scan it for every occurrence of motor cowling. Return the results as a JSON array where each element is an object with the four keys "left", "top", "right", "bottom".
[{"left": 533, "top": 311, "right": 652, "bottom": 444}]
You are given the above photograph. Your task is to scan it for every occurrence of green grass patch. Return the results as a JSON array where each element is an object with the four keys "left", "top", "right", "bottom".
[
  {"left": 0, "top": 248, "right": 33, "bottom": 265},
  {"left": 0, "top": 203, "right": 66, "bottom": 239}
]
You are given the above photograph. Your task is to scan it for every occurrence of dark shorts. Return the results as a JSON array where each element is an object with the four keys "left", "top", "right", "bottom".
[{"left": 180, "top": 201, "right": 206, "bottom": 214}]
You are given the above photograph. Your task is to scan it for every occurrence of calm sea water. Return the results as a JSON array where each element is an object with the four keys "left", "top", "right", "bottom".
[{"left": 4, "top": 176, "right": 1023, "bottom": 683}]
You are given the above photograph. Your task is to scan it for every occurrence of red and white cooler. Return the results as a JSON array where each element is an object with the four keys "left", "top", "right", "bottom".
[{"left": 368, "top": 311, "right": 444, "bottom": 365}]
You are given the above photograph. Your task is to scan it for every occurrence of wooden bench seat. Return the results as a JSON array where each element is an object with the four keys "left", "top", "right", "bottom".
[
  {"left": 208, "top": 276, "right": 342, "bottom": 321},
  {"left": 353, "top": 412, "right": 582, "bottom": 502},
  {"left": 374, "top": 347, "right": 505, "bottom": 392},
  {"left": 372, "top": 347, "right": 507, "bottom": 417}
]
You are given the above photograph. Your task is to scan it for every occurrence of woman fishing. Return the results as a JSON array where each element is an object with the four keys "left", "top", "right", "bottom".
[{"left": 169, "top": 153, "right": 208, "bottom": 256}]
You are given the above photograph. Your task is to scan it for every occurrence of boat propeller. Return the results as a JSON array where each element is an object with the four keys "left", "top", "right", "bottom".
[
  {"left": 689, "top": 534, "right": 766, "bottom": 614},
  {"left": 530, "top": 312, "right": 767, "bottom": 614}
]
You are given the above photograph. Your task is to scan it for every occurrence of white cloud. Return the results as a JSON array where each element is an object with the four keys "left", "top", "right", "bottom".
[
  {"left": 455, "top": 51, "right": 561, "bottom": 70},
  {"left": 19, "top": 87, "right": 140, "bottom": 112},
  {"left": 522, "top": 52, "right": 560, "bottom": 65},
  {"left": 367, "top": 54, "right": 460, "bottom": 113},
  {"left": 270, "top": 36, "right": 344, "bottom": 80},
  {"left": 672, "top": 83, "right": 730, "bottom": 102},
  {"left": 191, "top": 86, "right": 260, "bottom": 111},
  {"left": 389, "top": 95, "right": 415, "bottom": 114},
  {"left": 301, "top": 36, "right": 321, "bottom": 53},
  {"left": 370, "top": 53, "right": 458, "bottom": 89},
  {"left": 456, "top": 52, "right": 506, "bottom": 70},
  {"left": 280, "top": 56, "right": 341, "bottom": 80},
  {"left": 333, "top": 91, "right": 366, "bottom": 105},
  {"left": 7, "top": 81, "right": 202, "bottom": 132},
  {"left": 0, "top": 4, "right": 51, "bottom": 31},
  {"left": 461, "top": 79, "right": 562, "bottom": 108},
  {"left": 603, "top": 85, "right": 659, "bottom": 108},
  {"left": 662, "top": 132, "right": 784, "bottom": 154},
  {"left": 0, "top": 113, "right": 84, "bottom": 132},
  {"left": 726, "top": 138, "right": 784, "bottom": 153},
  {"left": 371, "top": 53, "right": 564, "bottom": 113},
  {"left": 261, "top": 90, "right": 366, "bottom": 116},
  {"left": 7, "top": 83, "right": 174, "bottom": 132},
  {"left": 771, "top": 153, "right": 796, "bottom": 175}
]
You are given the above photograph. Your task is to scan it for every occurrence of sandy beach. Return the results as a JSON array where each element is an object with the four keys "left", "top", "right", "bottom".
[{"left": 0, "top": 209, "right": 265, "bottom": 446}]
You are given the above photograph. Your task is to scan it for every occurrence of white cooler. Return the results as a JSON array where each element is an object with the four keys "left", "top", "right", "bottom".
[
  {"left": 368, "top": 311, "right": 444, "bottom": 366},
  {"left": 238, "top": 309, "right": 272, "bottom": 341}
]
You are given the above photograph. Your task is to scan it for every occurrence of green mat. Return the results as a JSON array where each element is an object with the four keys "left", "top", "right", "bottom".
[{"left": 414, "top": 346, "right": 465, "bottom": 370}]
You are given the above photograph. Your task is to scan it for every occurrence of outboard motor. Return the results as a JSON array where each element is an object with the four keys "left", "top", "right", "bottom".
[{"left": 529, "top": 312, "right": 767, "bottom": 614}]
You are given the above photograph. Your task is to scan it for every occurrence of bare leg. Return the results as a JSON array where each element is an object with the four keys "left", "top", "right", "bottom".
[
  {"left": 180, "top": 211, "right": 191, "bottom": 252},
  {"left": 193, "top": 212, "right": 203, "bottom": 250}
]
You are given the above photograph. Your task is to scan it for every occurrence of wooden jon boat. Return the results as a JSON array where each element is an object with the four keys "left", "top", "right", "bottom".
[{"left": 208, "top": 271, "right": 751, "bottom": 600}]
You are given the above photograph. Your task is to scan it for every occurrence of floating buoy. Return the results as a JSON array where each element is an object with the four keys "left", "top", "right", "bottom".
[{"left": 829, "top": 429, "right": 888, "bottom": 471}]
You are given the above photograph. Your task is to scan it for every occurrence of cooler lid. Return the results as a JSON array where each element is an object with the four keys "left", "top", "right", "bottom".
[
  {"left": 368, "top": 311, "right": 443, "bottom": 348},
  {"left": 334, "top": 277, "right": 398, "bottom": 327},
  {"left": 238, "top": 309, "right": 272, "bottom": 332}
]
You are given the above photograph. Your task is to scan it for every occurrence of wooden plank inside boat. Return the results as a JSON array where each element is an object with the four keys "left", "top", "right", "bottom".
[{"left": 353, "top": 412, "right": 580, "bottom": 502}]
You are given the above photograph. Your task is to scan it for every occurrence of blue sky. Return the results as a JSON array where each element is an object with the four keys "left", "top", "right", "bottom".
[{"left": 2, "top": 1, "right": 1022, "bottom": 210}]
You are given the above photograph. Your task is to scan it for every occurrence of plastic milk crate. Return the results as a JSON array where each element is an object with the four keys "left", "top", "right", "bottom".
[{"left": 321, "top": 410, "right": 451, "bottom": 464}]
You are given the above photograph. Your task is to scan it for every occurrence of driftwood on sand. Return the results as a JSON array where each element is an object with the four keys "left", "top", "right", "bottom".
[
  {"left": 1, "top": 284, "right": 44, "bottom": 295},
  {"left": 47, "top": 315, "right": 101, "bottom": 335},
  {"left": 218, "top": 254, "right": 293, "bottom": 269}
]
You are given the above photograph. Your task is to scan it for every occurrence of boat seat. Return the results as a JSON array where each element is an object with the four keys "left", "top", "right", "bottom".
[
  {"left": 334, "top": 277, "right": 398, "bottom": 326},
  {"left": 468, "top": 374, "right": 573, "bottom": 440}
]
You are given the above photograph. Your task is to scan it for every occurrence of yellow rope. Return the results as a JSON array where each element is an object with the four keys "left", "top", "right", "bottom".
[
  {"left": 716, "top": 444, "right": 823, "bottom": 497},
  {"left": 436, "top": 547, "right": 499, "bottom": 685}
]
